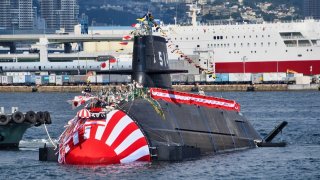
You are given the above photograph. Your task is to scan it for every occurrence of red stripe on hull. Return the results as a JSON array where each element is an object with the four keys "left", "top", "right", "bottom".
[
  {"left": 117, "top": 138, "right": 149, "bottom": 159},
  {"left": 110, "top": 122, "right": 139, "bottom": 150},
  {"left": 138, "top": 155, "right": 151, "bottom": 162},
  {"left": 100, "top": 111, "right": 126, "bottom": 142},
  {"left": 215, "top": 60, "right": 320, "bottom": 75}
]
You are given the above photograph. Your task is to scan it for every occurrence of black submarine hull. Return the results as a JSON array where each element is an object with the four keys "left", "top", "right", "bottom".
[
  {"left": 123, "top": 35, "right": 261, "bottom": 160},
  {"left": 51, "top": 34, "right": 285, "bottom": 164},
  {"left": 121, "top": 98, "right": 261, "bottom": 160}
]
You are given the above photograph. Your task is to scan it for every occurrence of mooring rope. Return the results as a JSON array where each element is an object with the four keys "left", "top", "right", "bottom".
[{"left": 43, "top": 123, "right": 57, "bottom": 149}]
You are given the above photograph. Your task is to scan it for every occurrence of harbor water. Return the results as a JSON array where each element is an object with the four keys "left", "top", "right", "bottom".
[{"left": 0, "top": 91, "right": 319, "bottom": 179}]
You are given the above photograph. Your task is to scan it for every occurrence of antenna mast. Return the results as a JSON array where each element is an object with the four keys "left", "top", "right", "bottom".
[{"left": 187, "top": 1, "right": 201, "bottom": 26}]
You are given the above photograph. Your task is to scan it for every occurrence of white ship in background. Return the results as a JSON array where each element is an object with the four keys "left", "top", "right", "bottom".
[
  {"left": 154, "top": 2, "right": 320, "bottom": 75},
  {"left": 1, "top": 1, "right": 319, "bottom": 76}
]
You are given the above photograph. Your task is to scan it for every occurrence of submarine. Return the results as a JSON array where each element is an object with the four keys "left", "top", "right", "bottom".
[{"left": 41, "top": 33, "right": 287, "bottom": 165}]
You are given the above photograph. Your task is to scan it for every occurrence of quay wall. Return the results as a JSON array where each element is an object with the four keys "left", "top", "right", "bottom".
[
  {"left": 173, "top": 84, "right": 289, "bottom": 92},
  {"left": 0, "top": 84, "right": 298, "bottom": 92}
]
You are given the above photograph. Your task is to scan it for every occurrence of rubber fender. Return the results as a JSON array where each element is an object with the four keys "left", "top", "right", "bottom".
[
  {"left": 43, "top": 111, "right": 52, "bottom": 124},
  {"left": 12, "top": 111, "right": 25, "bottom": 123},
  {"left": 25, "top": 111, "right": 37, "bottom": 124},
  {"left": 0, "top": 114, "right": 10, "bottom": 125},
  {"left": 36, "top": 111, "right": 45, "bottom": 124}
]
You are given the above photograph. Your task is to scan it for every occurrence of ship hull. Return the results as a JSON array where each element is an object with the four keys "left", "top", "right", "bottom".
[
  {"left": 216, "top": 60, "right": 320, "bottom": 74},
  {"left": 60, "top": 101, "right": 261, "bottom": 164},
  {"left": 121, "top": 99, "right": 261, "bottom": 159},
  {"left": 0, "top": 122, "right": 32, "bottom": 149}
]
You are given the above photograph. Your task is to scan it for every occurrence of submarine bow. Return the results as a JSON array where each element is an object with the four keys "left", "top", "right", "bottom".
[{"left": 59, "top": 110, "right": 150, "bottom": 165}]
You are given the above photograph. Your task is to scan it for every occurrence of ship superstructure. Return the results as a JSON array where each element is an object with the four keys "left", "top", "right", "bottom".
[{"left": 155, "top": 3, "right": 320, "bottom": 75}]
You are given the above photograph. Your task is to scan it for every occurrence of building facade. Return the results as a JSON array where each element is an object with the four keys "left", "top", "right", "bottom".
[
  {"left": 17, "top": 0, "right": 34, "bottom": 29},
  {"left": 304, "top": 0, "right": 320, "bottom": 19},
  {"left": 0, "top": 0, "right": 34, "bottom": 30},
  {"left": 40, "top": 0, "right": 79, "bottom": 32}
]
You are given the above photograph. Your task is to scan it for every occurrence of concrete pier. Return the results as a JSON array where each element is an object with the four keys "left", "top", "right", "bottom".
[
  {"left": 0, "top": 84, "right": 306, "bottom": 92},
  {"left": 173, "top": 84, "right": 288, "bottom": 92}
]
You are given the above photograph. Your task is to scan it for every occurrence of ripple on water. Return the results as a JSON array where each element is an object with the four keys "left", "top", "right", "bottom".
[{"left": 0, "top": 92, "right": 319, "bottom": 179}]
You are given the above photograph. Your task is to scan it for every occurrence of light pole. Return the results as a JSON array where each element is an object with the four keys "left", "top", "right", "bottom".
[
  {"left": 76, "top": 44, "right": 80, "bottom": 75},
  {"left": 91, "top": 18, "right": 96, "bottom": 36}
]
